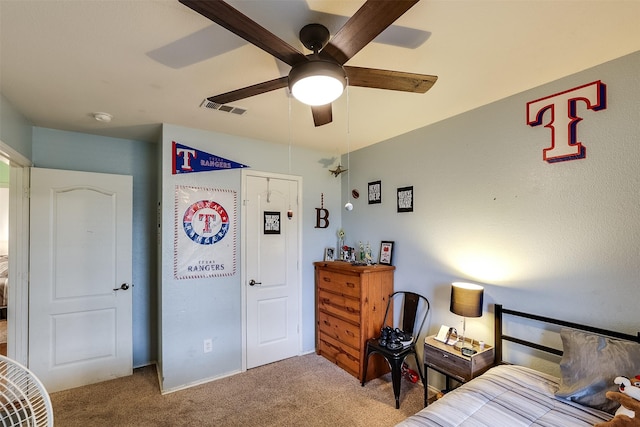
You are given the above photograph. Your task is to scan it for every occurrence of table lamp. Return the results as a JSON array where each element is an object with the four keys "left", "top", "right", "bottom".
[{"left": 450, "top": 282, "right": 484, "bottom": 353}]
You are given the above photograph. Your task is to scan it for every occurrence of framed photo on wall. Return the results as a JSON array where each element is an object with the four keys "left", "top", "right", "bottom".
[
  {"left": 368, "top": 180, "right": 382, "bottom": 204},
  {"left": 397, "top": 186, "right": 413, "bottom": 213},
  {"left": 378, "top": 241, "right": 394, "bottom": 265}
]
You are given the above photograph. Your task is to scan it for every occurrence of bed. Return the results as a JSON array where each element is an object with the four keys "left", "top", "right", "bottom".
[{"left": 397, "top": 304, "right": 640, "bottom": 427}]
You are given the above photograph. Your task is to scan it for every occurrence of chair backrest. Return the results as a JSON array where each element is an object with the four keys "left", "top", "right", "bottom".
[{"left": 381, "top": 291, "right": 430, "bottom": 344}]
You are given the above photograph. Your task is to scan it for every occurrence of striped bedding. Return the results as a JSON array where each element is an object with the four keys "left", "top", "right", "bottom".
[{"left": 397, "top": 365, "right": 613, "bottom": 427}]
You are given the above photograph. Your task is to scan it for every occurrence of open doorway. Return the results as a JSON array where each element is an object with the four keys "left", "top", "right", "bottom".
[
  {"left": 0, "top": 140, "right": 31, "bottom": 365},
  {"left": 0, "top": 155, "right": 8, "bottom": 355}
]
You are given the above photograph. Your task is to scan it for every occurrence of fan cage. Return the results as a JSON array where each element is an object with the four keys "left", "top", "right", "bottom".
[{"left": 0, "top": 355, "right": 53, "bottom": 427}]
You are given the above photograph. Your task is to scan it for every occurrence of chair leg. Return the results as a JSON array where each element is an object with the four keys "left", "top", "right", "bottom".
[
  {"left": 413, "top": 351, "right": 424, "bottom": 384},
  {"left": 361, "top": 344, "right": 371, "bottom": 386},
  {"left": 390, "top": 357, "right": 404, "bottom": 409},
  {"left": 412, "top": 352, "right": 427, "bottom": 407}
]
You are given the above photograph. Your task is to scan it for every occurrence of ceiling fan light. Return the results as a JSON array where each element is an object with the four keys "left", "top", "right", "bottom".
[
  {"left": 291, "top": 76, "right": 344, "bottom": 106},
  {"left": 289, "top": 60, "right": 346, "bottom": 106}
]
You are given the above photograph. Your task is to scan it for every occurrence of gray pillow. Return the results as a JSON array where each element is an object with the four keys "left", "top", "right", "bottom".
[{"left": 555, "top": 328, "right": 640, "bottom": 414}]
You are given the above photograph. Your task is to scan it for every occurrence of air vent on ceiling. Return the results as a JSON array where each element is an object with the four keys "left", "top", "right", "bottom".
[{"left": 200, "top": 99, "right": 247, "bottom": 115}]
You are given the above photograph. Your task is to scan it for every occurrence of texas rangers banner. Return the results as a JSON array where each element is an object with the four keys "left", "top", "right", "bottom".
[
  {"left": 174, "top": 185, "right": 237, "bottom": 279},
  {"left": 172, "top": 141, "right": 249, "bottom": 174}
]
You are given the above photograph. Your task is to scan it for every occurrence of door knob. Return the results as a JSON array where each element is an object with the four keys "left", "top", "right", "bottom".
[
  {"left": 249, "top": 279, "right": 262, "bottom": 286},
  {"left": 113, "top": 283, "right": 130, "bottom": 291}
]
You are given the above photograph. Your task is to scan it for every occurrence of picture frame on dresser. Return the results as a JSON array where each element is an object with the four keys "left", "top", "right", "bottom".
[
  {"left": 324, "top": 247, "right": 335, "bottom": 261},
  {"left": 378, "top": 241, "right": 394, "bottom": 265}
]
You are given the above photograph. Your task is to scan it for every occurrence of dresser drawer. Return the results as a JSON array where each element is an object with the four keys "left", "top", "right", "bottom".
[
  {"left": 317, "top": 269, "right": 361, "bottom": 298},
  {"left": 318, "top": 289, "right": 360, "bottom": 324},
  {"left": 318, "top": 333, "right": 360, "bottom": 377},
  {"left": 317, "top": 311, "right": 360, "bottom": 350},
  {"left": 314, "top": 261, "right": 395, "bottom": 381},
  {"left": 424, "top": 344, "right": 472, "bottom": 382}
]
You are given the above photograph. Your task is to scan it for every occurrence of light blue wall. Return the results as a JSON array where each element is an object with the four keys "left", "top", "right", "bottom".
[
  {"left": 159, "top": 124, "right": 341, "bottom": 392},
  {"left": 32, "top": 127, "right": 159, "bottom": 368},
  {"left": 341, "top": 50, "right": 640, "bottom": 371},
  {"left": 0, "top": 93, "right": 32, "bottom": 159}
]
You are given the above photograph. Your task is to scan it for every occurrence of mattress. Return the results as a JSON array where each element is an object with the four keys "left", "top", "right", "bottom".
[{"left": 396, "top": 364, "right": 613, "bottom": 427}]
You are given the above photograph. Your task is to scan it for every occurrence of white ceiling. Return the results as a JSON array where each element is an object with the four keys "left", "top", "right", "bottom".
[{"left": 1, "top": 0, "right": 639, "bottom": 154}]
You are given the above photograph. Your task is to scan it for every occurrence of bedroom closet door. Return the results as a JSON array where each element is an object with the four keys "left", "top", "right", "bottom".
[
  {"left": 29, "top": 168, "right": 133, "bottom": 392},
  {"left": 243, "top": 171, "right": 301, "bottom": 369}
]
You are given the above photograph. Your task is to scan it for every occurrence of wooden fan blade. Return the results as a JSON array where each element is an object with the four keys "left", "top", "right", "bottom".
[
  {"left": 208, "top": 76, "right": 289, "bottom": 104},
  {"left": 179, "top": 0, "right": 307, "bottom": 67},
  {"left": 320, "top": 0, "right": 419, "bottom": 65},
  {"left": 311, "top": 104, "right": 333, "bottom": 127},
  {"left": 344, "top": 66, "right": 437, "bottom": 93}
]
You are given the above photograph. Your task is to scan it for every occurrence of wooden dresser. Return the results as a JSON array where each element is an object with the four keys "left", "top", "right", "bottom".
[{"left": 314, "top": 261, "right": 395, "bottom": 381}]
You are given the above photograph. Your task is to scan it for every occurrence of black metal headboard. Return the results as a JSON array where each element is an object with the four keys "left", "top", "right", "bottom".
[{"left": 494, "top": 304, "right": 640, "bottom": 364}]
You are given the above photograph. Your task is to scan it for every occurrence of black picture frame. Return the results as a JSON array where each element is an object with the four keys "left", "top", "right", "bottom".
[
  {"left": 368, "top": 180, "right": 382, "bottom": 204},
  {"left": 397, "top": 186, "right": 413, "bottom": 213},
  {"left": 263, "top": 211, "right": 281, "bottom": 234},
  {"left": 379, "top": 241, "right": 394, "bottom": 265}
]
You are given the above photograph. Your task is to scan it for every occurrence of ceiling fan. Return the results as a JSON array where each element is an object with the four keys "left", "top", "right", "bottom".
[{"left": 179, "top": 0, "right": 438, "bottom": 127}]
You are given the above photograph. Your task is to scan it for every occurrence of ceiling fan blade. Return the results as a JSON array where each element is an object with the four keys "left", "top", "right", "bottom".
[
  {"left": 320, "top": 0, "right": 420, "bottom": 65},
  {"left": 344, "top": 66, "right": 437, "bottom": 93},
  {"left": 179, "top": 0, "right": 307, "bottom": 67},
  {"left": 311, "top": 104, "right": 333, "bottom": 127},
  {"left": 208, "top": 76, "right": 289, "bottom": 104}
]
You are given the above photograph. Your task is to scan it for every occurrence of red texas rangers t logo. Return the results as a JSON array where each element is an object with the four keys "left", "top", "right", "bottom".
[{"left": 182, "top": 200, "right": 229, "bottom": 245}]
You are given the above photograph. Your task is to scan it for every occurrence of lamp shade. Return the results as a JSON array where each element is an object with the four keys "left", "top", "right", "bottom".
[
  {"left": 289, "top": 59, "right": 346, "bottom": 106},
  {"left": 450, "top": 282, "right": 484, "bottom": 318}
]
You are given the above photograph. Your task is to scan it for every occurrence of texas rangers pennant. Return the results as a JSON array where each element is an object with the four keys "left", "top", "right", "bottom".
[{"left": 172, "top": 141, "right": 249, "bottom": 174}]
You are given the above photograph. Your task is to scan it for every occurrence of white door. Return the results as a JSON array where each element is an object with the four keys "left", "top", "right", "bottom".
[
  {"left": 29, "top": 168, "right": 133, "bottom": 392},
  {"left": 244, "top": 172, "right": 300, "bottom": 369}
]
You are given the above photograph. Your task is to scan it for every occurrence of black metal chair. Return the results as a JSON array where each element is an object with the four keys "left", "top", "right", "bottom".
[{"left": 361, "top": 291, "right": 430, "bottom": 409}]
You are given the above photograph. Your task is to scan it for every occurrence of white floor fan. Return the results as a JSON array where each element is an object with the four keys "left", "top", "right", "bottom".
[{"left": 0, "top": 355, "right": 53, "bottom": 426}]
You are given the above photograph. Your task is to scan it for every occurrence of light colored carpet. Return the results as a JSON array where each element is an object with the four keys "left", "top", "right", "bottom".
[
  {"left": 0, "top": 320, "right": 6, "bottom": 344},
  {"left": 50, "top": 353, "right": 428, "bottom": 427}
]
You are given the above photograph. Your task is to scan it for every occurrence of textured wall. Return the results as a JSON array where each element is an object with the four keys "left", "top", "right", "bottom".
[
  {"left": 0, "top": 94, "right": 32, "bottom": 160},
  {"left": 341, "top": 51, "right": 640, "bottom": 359}
]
